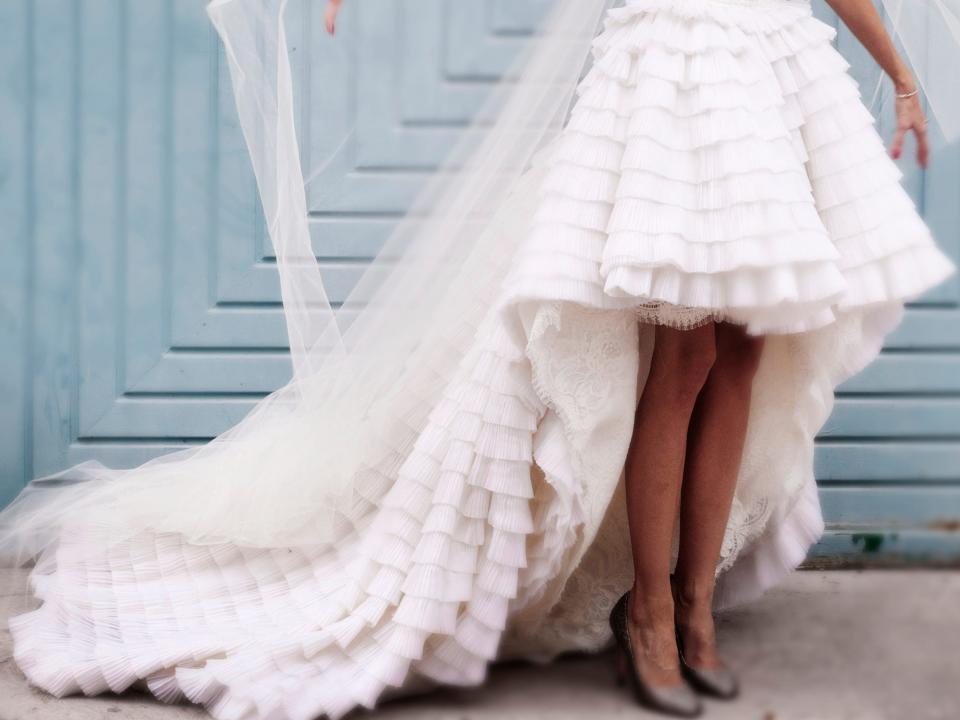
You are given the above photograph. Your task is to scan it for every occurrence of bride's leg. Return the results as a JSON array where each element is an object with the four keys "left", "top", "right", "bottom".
[
  {"left": 673, "top": 321, "right": 765, "bottom": 669},
  {"left": 624, "top": 322, "right": 717, "bottom": 685}
]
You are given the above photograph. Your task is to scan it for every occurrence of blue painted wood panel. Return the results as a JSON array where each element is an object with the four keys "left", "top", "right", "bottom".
[{"left": 1, "top": 0, "right": 958, "bottom": 563}]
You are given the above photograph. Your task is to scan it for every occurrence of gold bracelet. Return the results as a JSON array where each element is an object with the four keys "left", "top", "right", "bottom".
[{"left": 896, "top": 88, "right": 920, "bottom": 100}]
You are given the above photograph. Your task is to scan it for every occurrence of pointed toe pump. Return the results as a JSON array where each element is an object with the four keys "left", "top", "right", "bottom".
[
  {"left": 609, "top": 591, "right": 703, "bottom": 718},
  {"left": 669, "top": 578, "right": 740, "bottom": 701},
  {"left": 675, "top": 629, "right": 740, "bottom": 700}
]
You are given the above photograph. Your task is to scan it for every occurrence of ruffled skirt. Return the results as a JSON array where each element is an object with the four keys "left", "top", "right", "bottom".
[
  {"left": 8, "top": 1, "right": 955, "bottom": 719},
  {"left": 504, "top": 0, "right": 954, "bottom": 335}
]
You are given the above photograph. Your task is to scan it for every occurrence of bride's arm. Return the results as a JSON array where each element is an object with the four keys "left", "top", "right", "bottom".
[
  {"left": 325, "top": 0, "right": 343, "bottom": 36},
  {"left": 825, "top": 0, "right": 929, "bottom": 167}
]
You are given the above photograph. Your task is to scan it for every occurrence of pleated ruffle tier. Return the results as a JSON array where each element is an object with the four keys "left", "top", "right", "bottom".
[
  {"left": 11, "top": 294, "right": 583, "bottom": 720},
  {"left": 503, "top": 0, "right": 955, "bottom": 334},
  {"left": 9, "top": 164, "right": 617, "bottom": 720}
]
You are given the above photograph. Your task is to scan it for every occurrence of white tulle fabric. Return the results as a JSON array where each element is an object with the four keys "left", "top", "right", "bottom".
[
  {"left": 3, "top": 1, "right": 957, "bottom": 719},
  {"left": 0, "top": 0, "right": 618, "bottom": 560},
  {"left": 873, "top": 0, "right": 960, "bottom": 144}
]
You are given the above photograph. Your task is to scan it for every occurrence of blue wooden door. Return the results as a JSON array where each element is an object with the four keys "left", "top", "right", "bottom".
[
  {"left": 1, "top": 0, "right": 958, "bottom": 563},
  {"left": 809, "top": 0, "right": 960, "bottom": 563}
]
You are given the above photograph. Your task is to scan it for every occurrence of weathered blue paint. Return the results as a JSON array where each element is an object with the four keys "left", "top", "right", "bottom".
[{"left": 1, "top": 0, "right": 958, "bottom": 562}]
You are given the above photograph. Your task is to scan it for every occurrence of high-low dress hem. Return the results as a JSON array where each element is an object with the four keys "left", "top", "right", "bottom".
[{"left": 7, "top": 1, "right": 956, "bottom": 718}]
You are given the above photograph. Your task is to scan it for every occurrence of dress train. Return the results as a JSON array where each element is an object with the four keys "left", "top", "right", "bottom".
[{"left": 6, "top": 1, "right": 956, "bottom": 719}]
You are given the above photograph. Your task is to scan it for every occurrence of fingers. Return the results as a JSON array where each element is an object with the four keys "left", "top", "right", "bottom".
[
  {"left": 890, "top": 124, "right": 907, "bottom": 161},
  {"left": 892, "top": 122, "right": 931, "bottom": 169},
  {"left": 325, "top": 0, "right": 341, "bottom": 35},
  {"left": 916, "top": 124, "right": 930, "bottom": 169}
]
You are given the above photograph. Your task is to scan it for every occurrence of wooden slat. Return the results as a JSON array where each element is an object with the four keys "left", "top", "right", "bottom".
[
  {"left": 824, "top": 398, "right": 960, "bottom": 438},
  {"left": 808, "top": 530, "right": 960, "bottom": 566},
  {"left": 838, "top": 353, "right": 960, "bottom": 393},
  {"left": 815, "top": 443, "right": 960, "bottom": 482},
  {"left": 0, "top": 1, "right": 31, "bottom": 506},
  {"left": 811, "top": 486, "right": 960, "bottom": 566},
  {"left": 819, "top": 486, "right": 960, "bottom": 528}
]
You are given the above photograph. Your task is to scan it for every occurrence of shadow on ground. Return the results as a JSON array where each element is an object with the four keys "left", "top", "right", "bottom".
[{"left": 2, "top": 571, "right": 957, "bottom": 720}]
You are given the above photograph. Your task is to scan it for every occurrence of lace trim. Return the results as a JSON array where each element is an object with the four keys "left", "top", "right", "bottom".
[
  {"left": 500, "top": 300, "right": 795, "bottom": 659},
  {"left": 633, "top": 301, "right": 724, "bottom": 331}
]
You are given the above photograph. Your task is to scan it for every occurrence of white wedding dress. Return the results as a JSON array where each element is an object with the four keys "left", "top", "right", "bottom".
[{"left": 4, "top": 1, "right": 956, "bottom": 719}]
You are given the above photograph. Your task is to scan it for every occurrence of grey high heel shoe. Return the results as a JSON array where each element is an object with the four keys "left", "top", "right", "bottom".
[
  {"left": 675, "top": 627, "right": 740, "bottom": 699},
  {"left": 609, "top": 591, "right": 703, "bottom": 718},
  {"left": 669, "top": 578, "right": 740, "bottom": 700}
]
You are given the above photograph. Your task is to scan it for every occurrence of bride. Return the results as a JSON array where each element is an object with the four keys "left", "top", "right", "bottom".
[{"left": 1, "top": 0, "right": 956, "bottom": 717}]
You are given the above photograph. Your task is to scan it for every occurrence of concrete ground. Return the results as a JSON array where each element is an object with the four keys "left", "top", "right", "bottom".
[{"left": 1, "top": 570, "right": 957, "bottom": 720}]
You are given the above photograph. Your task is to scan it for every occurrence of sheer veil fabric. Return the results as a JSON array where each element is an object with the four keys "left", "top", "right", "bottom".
[
  {"left": 0, "top": 0, "right": 958, "bottom": 717},
  {"left": 0, "top": 0, "right": 618, "bottom": 561}
]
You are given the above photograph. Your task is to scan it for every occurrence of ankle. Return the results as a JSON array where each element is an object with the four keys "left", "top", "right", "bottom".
[
  {"left": 672, "top": 576, "right": 714, "bottom": 613},
  {"left": 628, "top": 583, "right": 675, "bottom": 626}
]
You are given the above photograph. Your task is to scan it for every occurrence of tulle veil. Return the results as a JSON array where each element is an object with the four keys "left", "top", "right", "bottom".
[
  {"left": 1, "top": 0, "right": 959, "bottom": 566},
  {"left": 0, "top": 0, "right": 618, "bottom": 564}
]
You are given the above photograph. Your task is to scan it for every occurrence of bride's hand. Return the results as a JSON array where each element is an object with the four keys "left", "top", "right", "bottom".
[
  {"left": 325, "top": 0, "right": 343, "bottom": 36},
  {"left": 891, "top": 85, "right": 929, "bottom": 169}
]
